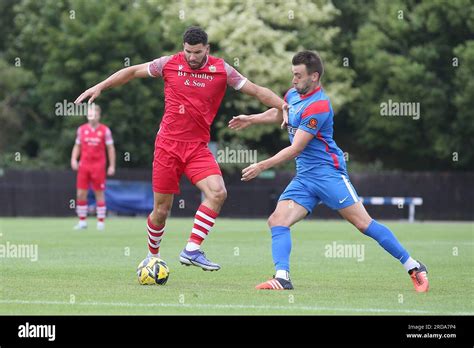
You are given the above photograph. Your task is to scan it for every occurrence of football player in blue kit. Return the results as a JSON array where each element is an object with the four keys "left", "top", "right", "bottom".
[{"left": 229, "top": 51, "right": 429, "bottom": 292}]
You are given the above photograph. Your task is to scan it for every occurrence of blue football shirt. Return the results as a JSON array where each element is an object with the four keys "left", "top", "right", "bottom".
[{"left": 285, "top": 86, "right": 346, "bottom": 175}]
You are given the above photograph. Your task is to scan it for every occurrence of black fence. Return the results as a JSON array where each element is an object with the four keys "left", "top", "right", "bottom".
[{"left": 0, "top": 168, "right": 473, "bottom": 220}]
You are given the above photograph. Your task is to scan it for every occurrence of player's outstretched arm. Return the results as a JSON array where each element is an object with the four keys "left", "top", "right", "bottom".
[
  {"left": 240, "top": 80, "right": 286, "bottom": 110},
  {"left": 239, "top": 80, "right": 289, "bottom": 129},
  {"left": 74, "top": 62, "right": 151, "bottom": 104},
  {"left": 241, "top": 129, "right": 313, "bottom": 181},
  {"left": 228, "top": 108, "right": 283, "bottom": 131}
]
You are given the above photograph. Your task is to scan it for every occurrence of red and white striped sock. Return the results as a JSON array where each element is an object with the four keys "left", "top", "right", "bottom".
[
  {"left": 96, "top": 201, "right": 106, "bottom": 222},
  {"left": 185, "top": 204, "right": 219, "bottom": 252},
  {"left": 76, "top": 200, "right": 88, "bottom": 221},
  {"left": 147, "top": 216, "right": 165, "bottom": 256}
]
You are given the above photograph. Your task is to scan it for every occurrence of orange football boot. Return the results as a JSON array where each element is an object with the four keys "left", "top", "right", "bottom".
[
  {"left": 409, "top": 261, "right": 429, "bottom": 292},
  {"left": 255, "top": 277, "right": 294, "bottom": 290}
]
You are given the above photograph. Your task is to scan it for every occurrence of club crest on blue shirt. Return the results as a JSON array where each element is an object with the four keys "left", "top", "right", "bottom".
[{"left": 308, "top": 118, "right": 318, "bottom": 129}]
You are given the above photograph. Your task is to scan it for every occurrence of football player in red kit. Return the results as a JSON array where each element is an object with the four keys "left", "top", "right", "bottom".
[
  {"left": 71, "top": 104, "right": 116, "bottom": 231},
  {"left": 75, "top": 27, "right": 287, "bottom": 271}
]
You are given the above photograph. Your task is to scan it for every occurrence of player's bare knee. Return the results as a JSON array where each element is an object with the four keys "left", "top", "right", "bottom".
[
  {"left": 354, "top": 219, "right": 370, "bottom": 233},
  {"left": 209, "top": 187, "right": 227, "bottom": 205},
  {"left": 152, "top": 205, "right": 171, "bottom": 225},
  {"left": 267, "top": 215, "right": 276, "bottom": 227},
  {"left": 156, "top": 206, "right": 171, "bottom": 219},
  {"left": 268, "top": 213, "right": 288, "bottom": 228}
]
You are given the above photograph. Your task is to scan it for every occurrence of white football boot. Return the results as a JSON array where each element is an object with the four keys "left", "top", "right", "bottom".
[{"left": 73, "top": 220, "right": 87, "bottom": 230}]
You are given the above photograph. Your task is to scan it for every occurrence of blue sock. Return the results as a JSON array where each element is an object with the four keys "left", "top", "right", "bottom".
[
  {"left": 364, "top": 220, "right": 409, "bottom": 264},
  {"left": 270, "top": 226, "right": 291, "bottom": 271}
]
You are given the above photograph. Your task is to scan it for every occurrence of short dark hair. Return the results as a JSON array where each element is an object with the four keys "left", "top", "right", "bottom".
[
  {"left": 183, "top": 26, "right": 208, "bottom": 45},
  {"left": 292, "top": 51, "right": 324, "bottom": 78}
]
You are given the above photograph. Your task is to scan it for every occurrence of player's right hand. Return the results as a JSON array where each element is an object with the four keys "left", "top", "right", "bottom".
[
  {"left": 71, "top": 159, "right": 79, "bottom": 171},
  {"left": 74, "top": 86, "right": 101, "bottom": 104},
  {"left": 280, "top": 103, "right": 289, "bottom": 129},
  {"left": 228, "top": 115, "right": 251, "bottom": 131}
]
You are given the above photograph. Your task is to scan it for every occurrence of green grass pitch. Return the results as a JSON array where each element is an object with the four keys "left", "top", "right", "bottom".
[{"left": 0, "top": 217, "right": 472, "bottom": 315}]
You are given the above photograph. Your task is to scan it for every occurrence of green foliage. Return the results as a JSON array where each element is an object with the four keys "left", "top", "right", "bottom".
[
  {"left": 4, "top": 0, "right": 169, "bottom": 168},
  {"left": 452, "top": 40, "right": 474, "bottom": 167},
  {"left": 0, "top": 57, "right": 37, "bottom": 166},
  {"left": 349, "top": 0, "right": 474, "bottom": 169},
  {"left": 0, "top": 0, "right": 472, "bottom": 171}
]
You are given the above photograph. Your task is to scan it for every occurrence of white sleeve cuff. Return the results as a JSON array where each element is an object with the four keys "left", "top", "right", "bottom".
[
  {"left": 147, "top": 63, "right": 154, "bottom": 77},
  {"left": 235, "top": 78, "right": 248, "bottom": 91}
]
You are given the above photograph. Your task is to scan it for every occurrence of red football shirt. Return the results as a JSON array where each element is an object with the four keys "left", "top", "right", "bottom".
[
  {"left": 148, "top": 52, "right": 247, "bottom": 143},
  {"left": 75, "top": 123, "right": 114, "bottom": 166}
]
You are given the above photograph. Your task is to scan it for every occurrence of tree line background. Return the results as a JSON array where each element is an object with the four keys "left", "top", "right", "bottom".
[{"left": 0, "top": 0, "right": 472, "bottom": 172}]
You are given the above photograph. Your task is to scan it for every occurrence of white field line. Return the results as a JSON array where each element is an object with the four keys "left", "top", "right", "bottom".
[
  {"left": 0, "top": 299, "right": 472, "bottom": 315},
  {"left": 407, "top": 241, "right": 474, "bottom": 245}
]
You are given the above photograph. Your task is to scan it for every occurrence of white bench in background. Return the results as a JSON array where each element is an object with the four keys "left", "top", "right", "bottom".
[{"left": 360, "top": 197, "right": 423, "bottom": 223}]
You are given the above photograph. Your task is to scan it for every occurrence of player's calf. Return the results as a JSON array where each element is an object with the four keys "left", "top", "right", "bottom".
[
  {"left": 74, "top": 199, "right": 88, "bottom": 230},
  {"left": 145, "top": 192, "right": 173, "bottom": 259},
  {"left": 96, "top": 201, "right": 106, "bottom": 231},
  {"left": 362, "top": 219, "right": 429, "bottom": 292},
  {"left": 257, "top": 201, "right": 307, "bottom": 288},
  {"left": 146, "top": 216, "right": 165, "bottom": 258},
  {"left": 180, "top": 204, "right": 220, "bottom": 271}
]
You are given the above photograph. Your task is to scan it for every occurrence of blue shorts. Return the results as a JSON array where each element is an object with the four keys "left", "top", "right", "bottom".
[{"left": 279, "top": 171, "right": 359, "bottom": 214}]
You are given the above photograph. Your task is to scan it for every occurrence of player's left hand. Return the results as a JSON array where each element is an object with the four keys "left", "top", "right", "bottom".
[
  {"left": 241, "top": 163, "right": 263, "bottom": 181},
  {"left": 107, "top": 166, "right": 115, "bottom": 176},
  {"left": 228, "top": 115, "right": 251, "bottom": 131}
]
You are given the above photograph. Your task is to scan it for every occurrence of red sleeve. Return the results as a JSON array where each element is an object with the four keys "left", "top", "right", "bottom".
[
  {"left": 147, "top": 56, "right": 172, "bottom": 78},
  {"left": 105, "top": 127, "right": 113, "bottom": 145},
  {"left": 224, "top": 62, "right": 247, "bottom": 90}
]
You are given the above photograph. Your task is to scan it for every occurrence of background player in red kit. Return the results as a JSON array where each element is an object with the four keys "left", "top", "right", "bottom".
[
  {"left": 75, "top": 27, "right": 287, "bottom": 270},
  {"left": 71, "top": 104, "right": 116, "bottom": 231}
]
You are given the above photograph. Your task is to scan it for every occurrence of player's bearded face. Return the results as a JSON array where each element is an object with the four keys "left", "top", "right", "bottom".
[
  {"left": 292, "top": 65, "right": 317, "bottom": 95},
  {"left": 294, "top": 78, "right": 312, "bottom": 95},
  {"left": 183, "top": 43, "right": 209, "bottom": 69}
]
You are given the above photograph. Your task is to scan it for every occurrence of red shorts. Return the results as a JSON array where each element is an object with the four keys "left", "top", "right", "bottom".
[
  {"left": 152, "top": 136, "right": 222, "bottom": 194},
  {"left": 77, "top": 163, "right": 106, "bottom": 191}
]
